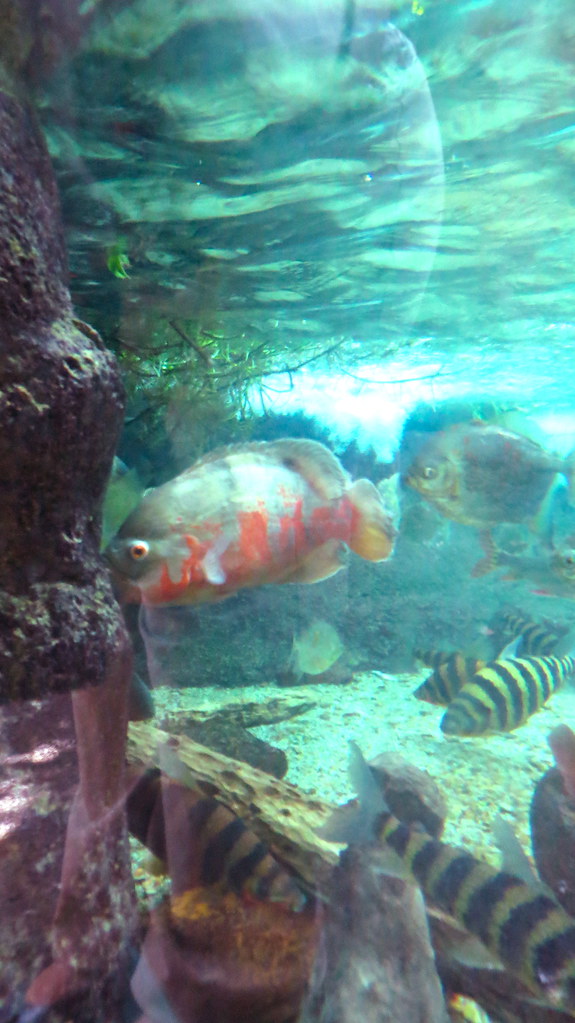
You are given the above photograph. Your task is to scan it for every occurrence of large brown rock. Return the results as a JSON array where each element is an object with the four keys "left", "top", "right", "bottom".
[
  {"left": 300, "top": 846, "right": 450, "bottom": 1023},
  {"left": 0, "top": 40, "right": 138, "bottom": 1021},
  {"left": 0, "top": 70, "right": 125, "bottom": 703}
]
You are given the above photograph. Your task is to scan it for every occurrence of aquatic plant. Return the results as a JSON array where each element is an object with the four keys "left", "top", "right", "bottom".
[{"left": 112, "top": 313, "right": 395, "bottom": 471}]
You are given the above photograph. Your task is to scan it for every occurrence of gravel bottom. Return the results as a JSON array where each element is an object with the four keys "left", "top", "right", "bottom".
[{"left": 150, "top": 669, "right": 575, "bottom": 867}]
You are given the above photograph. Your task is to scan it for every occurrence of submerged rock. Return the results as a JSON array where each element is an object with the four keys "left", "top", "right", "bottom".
[
  {"left": 369, "top": 751, "right": 447, "bottom": 839},
  {"left": 530, "top": 766, "right": 575, "bottom": 917},
  {"left": 299, "top": 845, "right": 449, "bottom": 1023}
]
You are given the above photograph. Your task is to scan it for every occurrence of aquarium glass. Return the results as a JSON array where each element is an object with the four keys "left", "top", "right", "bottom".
[{"left": 3, "top": 1, "right": 575, "bottom": 1020}]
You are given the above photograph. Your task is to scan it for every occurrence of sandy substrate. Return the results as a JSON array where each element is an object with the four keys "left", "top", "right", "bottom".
[{"left": 150, "top": 670, "right": 575, "bottom": 867}]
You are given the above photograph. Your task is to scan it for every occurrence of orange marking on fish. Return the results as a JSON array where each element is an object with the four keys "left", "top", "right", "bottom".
[
  {"left": 145, "top": 535, "right": 207, "bottom": 603},
  {"left": 183, "top": 533, "right": 211, "bottom": 584},
  {"left": 237, "top": 508, "right": 271, "bottom": 567},
  {"left": 275, "top": 512, "right": 293, "bottom": 556},
  {"left": 277, "top": 498, "right": 306, "bottom": 556},
  {"left": 309, "top": 498, "right": 353, "bottom": 545},
  {"left": 147, "top": 563, "right": 187, "bottom": 603}
]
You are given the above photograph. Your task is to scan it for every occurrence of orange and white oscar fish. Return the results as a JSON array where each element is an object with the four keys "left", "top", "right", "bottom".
[{"left": 105, "top": 438, "right": 397, "bottom": 605}]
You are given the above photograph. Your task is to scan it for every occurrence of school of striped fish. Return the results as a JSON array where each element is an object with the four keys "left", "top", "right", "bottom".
[
  {"left": 413, "top": 611, "right": 575, "bottom": 736},
  {"left": 321, "top": 742, "right": 575, "bottom": 1013}
]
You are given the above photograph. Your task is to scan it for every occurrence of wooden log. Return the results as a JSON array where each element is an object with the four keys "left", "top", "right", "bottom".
[
  {"left": 127, "top": 721, "right": 340, "bottom": 887},
  {"left": 161, "top": 696, "right": 316, "bottom": 731}
]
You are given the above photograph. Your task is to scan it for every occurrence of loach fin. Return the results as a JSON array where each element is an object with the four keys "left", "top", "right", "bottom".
[
  {"left": 157, "top": 743, "right": 197, "bottom": 789},
  {"left": 436, "top": 914, "right": 503, "bottom": 972},
  {"left": 493, "top": 815, "right": 557, "bottom": 901},
  {"left": 317, "top": 742, "right": 409, "bottom": 880},
  {"left": 495, "top": 635, "right": 523, "bottom": 659},
  {"left": 492, "top": 815, "right": 541, "bottom": 888},
  {"left": 317, "top": 741, "right": 386, "bottom": 845},
  {"left": 347, "top": 478, "right": 397, "bottom": 561}
]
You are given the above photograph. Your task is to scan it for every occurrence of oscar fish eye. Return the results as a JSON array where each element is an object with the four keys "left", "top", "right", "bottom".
[
  {"left": 421, "top": 465, "right": 438, "bottom": 480},
  {"left": 129, "top": 540, "right": 150, "bottom": 561}
]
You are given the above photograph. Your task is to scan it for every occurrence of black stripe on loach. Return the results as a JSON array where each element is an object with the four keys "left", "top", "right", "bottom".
[
  {"left": 228, "top": 842, "right": 271, "bottom": 894},
  {"left": 462, "top": 872, "right": 523, "bottom": 946},
  {"left": 498, "top": 894, "right": 562, "bottom": 970},
  {"left": 201, "top": 816, "right": 247, "bottom": 885},
  {"left": 430, "top": 853, "right": 479, "bottom": 915}
]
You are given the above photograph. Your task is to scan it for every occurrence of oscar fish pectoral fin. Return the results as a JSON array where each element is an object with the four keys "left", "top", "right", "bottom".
[
  {"left": 200, "top": 531, "right": 232, "bottom": 585},
  {"left": 281, "top": 540, "right": 347, "bottom": 584}
]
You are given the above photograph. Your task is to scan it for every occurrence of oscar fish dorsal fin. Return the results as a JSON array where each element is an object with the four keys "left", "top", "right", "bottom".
[
  {"left": 268, "top": 439, "right": 349, "bottom": 500},
  {"left": 179, "top": 438, "right": 348, "bottom": 501}
]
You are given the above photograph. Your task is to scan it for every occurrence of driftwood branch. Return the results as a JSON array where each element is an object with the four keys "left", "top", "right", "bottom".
[
  {"left": 160, "top": 697, "right": 316, "bottom": 733},
  {"left": 127, "top": 721, "right": 339, "bottom": 887}
]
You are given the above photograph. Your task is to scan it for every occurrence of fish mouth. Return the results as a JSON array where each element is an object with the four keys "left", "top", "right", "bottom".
[
  {"left": 440, "top": 718, "right": 465, "bottom": 737},
  {"left": 440, "top": 711, "right": 478, "bottom": 737},
  {"left": 403, "top": 471, "right": 434, "bottom": 494}
]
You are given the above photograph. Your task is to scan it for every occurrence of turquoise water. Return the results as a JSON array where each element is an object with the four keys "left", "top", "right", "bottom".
[
  {"left": 41, "top": 0, "right": 575, "bottom": 453},
  {"left": 4, "top": 1, "right": 575, "bottom": 1021}
]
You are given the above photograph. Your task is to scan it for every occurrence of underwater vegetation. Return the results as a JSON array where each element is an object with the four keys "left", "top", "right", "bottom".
[
  {"left": 4, "top": 6, "right": 575, "bottom": 1021},
  {"left": 5, "top": 0, "right": 575, "bottom": 1020},
  {"left": 106, "top": 240, "right": 131, "bottom": 279}
]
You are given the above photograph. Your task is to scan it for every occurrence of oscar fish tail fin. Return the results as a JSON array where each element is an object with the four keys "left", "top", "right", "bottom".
[{"left": 347, "top": 478, "right": 397, "bottom": 562}]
